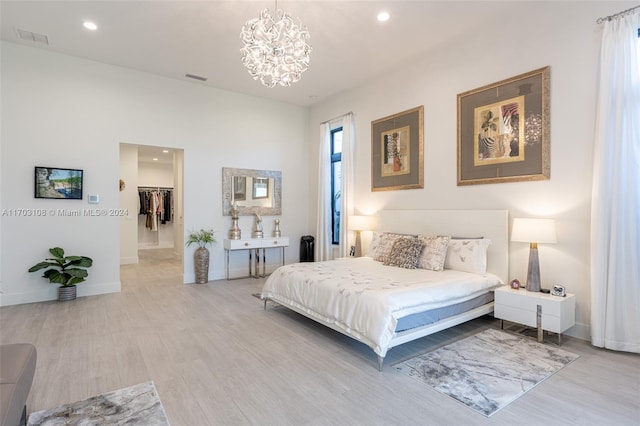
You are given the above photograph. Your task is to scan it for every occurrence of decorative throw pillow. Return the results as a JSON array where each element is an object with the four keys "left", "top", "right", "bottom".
[
  {"left": 444, "top": 238, "right": 492, "bottom": 274},
  {"left": 417, "top": 235, "right": 451, "bottom": 271},
  {"left": 383, "top": 237, "right": 425, "bottom": 269},
  {"left": 373, "top": 232, "right": 411, "bottom": 263},
  {"left": 366, "top": 231, "right": 383, "bottom": 258}
]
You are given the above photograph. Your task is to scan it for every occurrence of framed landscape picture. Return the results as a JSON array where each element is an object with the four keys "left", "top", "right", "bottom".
[
  {"left": 457, "top": 67, "right": 550, "bottom": 185},
  {"left": 34, "top": 166, "right": 83, "bottom": 199},
  {"left": 371, "top": 106, "right": 424, "bottom": 191}
]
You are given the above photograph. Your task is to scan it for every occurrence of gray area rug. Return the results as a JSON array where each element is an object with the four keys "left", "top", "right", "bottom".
[
  {"left": 394, "top": 328, "right": 579, "bottom": 417},
  {"left": 27, "top": 381, "right": 170, "bottom": 425}
]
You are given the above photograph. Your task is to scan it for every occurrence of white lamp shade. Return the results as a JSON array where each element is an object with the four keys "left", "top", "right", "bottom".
[
  {"left": 348, "top": 215, "right": 374, "bottom": 231},
  {"left": 511, "top": 218, "right": 557, "bottom": 244}
]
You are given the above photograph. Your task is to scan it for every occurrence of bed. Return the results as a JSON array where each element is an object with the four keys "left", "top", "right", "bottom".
[{"left": 261, "top": 209, "right": 509, "bottom": 370}]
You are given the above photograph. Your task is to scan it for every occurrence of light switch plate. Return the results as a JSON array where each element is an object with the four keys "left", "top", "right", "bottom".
[{"left": 88, "top": 194, "right": 99, "bottom": 204}]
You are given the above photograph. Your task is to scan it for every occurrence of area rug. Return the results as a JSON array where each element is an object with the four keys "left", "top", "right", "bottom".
[
  {"left": 394, "top": 328, "right": 579, "bottom": 417},
  {"left": 27, "top": 381, "right": 169, "bottom": 425}
]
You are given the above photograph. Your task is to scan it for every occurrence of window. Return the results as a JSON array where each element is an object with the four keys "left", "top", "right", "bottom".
[{"left": 331, "top": 127, "right": 343, "bottom": 244}]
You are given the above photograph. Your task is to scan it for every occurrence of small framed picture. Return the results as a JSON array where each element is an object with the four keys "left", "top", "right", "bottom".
[{"left": 34, "top": 166, "right": 83, "bottom": 200}]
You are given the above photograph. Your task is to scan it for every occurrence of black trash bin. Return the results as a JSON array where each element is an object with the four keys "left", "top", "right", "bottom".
[{"left": 300, "top": 235, "right": 315, "bottom": 262}]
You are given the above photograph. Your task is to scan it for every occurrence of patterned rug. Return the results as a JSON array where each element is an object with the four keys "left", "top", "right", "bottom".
[
  {"left": 394, "top": 328, "right": 579, "bottom": 417},
  {"left": 27, "top": 381, "right": 169, "bottom": 425}
]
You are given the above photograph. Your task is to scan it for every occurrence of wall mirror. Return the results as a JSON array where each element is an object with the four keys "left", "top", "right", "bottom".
[{"left": 222, "top": 167, "right": 282, "bottom": 216}]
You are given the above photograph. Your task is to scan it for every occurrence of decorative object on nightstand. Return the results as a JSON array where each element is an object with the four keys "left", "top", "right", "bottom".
[
  {"left": 228, "top": 202, "right": 241, "bottom": 240},
  {"left": 348, "top": 215, "right": 374, "bottom": 257},
  {"left": 511, "top": 218, "right": 557, "bottom": 292},
  {"left": 510, "top": 278, "right": 521, "bottom": 289},
  {"left": 272, "top": 219, "right": 281, "bottom": 237},
  {"left": 552, "top": 284, "right": 566, "bottom": 297}
]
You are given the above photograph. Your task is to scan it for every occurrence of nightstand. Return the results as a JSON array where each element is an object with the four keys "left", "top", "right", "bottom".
[{"left": 494, "top": 286, "right": 575, "bottom": 345}]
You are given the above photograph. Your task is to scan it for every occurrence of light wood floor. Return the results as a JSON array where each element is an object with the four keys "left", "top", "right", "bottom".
[{"left": 1, "top": 249, "right": 638, "bottom": 425}]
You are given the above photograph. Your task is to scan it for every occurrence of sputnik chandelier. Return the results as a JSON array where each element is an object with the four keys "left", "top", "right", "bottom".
[{"left": 240, "top": 1, "right": 312, "bottom": 88}]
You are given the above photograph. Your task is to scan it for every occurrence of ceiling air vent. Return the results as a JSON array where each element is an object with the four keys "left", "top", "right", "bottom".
[
  {"left": 185, "top": 73, "right": 208, "bottom": 82},
  {"left": 15, "top": 28, "right": 49, "bottom": 45}
]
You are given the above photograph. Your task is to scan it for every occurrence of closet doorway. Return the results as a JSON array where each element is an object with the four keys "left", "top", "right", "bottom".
[{"left": 119, "top": 143, "right": 184, "bottom": 287}]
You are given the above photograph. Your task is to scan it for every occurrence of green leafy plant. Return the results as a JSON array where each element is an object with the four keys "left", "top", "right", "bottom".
[
  {"left": 28, "top": 247, "right": 93, "bottom": 287},
  {"left": 185, "top": 229, "right": 216, "bottom": 248}
]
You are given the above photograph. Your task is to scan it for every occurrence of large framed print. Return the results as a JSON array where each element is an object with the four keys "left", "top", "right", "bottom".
[
  {"left": 34, "top": 166, "right": 83, "bottom": 199},
  {"left": 457, "top": 67, "right": 550, "bottom": 185},
  {"left": 371, "top": 106, "right": 424, "bottom": 191}
]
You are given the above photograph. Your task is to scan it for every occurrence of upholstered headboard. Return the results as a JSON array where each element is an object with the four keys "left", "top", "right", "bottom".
[{"left": 375, "top": 209, "right": 509, "bottom": 283}]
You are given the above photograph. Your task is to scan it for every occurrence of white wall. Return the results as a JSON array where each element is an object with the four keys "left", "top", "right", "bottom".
[
  {"left": 308, "top": 1, "right": 631, "bottom": 340},
  {"left": 0, "top": 41, "right": 310, "bottom": 305},
  {"left": 119, "top": 144, "right": 139, "bottom": 264}
]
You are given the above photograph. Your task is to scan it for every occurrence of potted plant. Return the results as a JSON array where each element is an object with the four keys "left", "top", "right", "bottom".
[
  {"left": 28, "top": 247, "right": 93, "bottom": 301},
  {"left": 186, "top": 228, "right": 216, "bottom": 284}
]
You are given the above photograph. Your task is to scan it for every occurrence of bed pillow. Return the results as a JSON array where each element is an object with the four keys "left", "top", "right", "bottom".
[
  {"left": 365, "top": 231, "right": 383, "bottom": 258},
  {"left": 383, "top": 237, "right": 425, "bottom": 269},
  {"left": 416, "top": 235, "right": 451, "bottom": 271},
  {"left": 444, "top": 238, "right": 492, "bottom": 274},
  {"left": 373, "top": 232, "right": 412, "bottom": 263}
]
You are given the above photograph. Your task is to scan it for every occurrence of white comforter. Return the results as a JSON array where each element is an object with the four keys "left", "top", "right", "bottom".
[{"left": 261, "top": 257, "right": 502, "bottom": 357}]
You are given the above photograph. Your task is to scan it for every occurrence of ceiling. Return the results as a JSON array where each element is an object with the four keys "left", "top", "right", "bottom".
[{"left": 1, "top": 1, "right": 532, "bottom": 107}]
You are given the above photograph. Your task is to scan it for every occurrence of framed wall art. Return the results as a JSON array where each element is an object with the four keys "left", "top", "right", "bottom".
[
  {"left": 457, "top": 66, "right": 550, "bottom": 185},
  {"left": 34, "top": 166, "right": 83, "bottom": 200},
  {"left": 371, "top": 105, "right": 424, "bottom": 191}
]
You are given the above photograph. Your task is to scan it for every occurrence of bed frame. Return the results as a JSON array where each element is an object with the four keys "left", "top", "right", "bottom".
[{"left": 265, "top": 209, "right": 509, "bottom": 370}]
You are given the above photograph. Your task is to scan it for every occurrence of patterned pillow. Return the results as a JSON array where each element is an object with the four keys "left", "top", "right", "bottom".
[
  {"left": 384, "top": 237, "right": 425, "bottom": 269},
  {"left": 417, "top": 235, "right": 451, "bottom": 271},
  {"left": 373, "top": 232, "right": 411, "bottom": 263},
  {"left": 444, "top": 238, "right": 492, "bottom": 274}
]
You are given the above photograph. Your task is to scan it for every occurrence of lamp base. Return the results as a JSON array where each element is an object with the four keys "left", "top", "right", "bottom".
[
  {"left": 526, "top": 244, "right": 541, "bottom": 292},
  {"left": 354, "top": 230, "right": 362, "bottom": 257}
]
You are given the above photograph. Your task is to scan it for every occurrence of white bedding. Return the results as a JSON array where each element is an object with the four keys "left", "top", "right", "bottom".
[{"left": 261, "top": 257, "right": 502, "bottom": 357}]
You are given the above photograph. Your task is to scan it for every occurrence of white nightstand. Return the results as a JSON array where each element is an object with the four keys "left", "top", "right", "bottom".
[{"left": 494, "top": 286, "right": 575, "bottom": 345}]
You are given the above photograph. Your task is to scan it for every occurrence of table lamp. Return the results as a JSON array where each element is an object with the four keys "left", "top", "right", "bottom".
[
  {"left": 511, "top": 218, "right": 557, "bottom": 292},
  {"left": 348, "top": 215, "right": 373, "bottom": 257}
]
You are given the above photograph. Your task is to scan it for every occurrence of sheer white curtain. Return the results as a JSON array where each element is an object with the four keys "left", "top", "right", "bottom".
[
  {"left": 316, "top": 123, "right": 333, "bottom": 261},
  {"left": 590, "top": 12, "right": 640, "bottom": 353},
  {"left": 316, "top": 114, "right": 355, "bottom": 261},
  {"left": 338, "top": 113, "right": 355, "bottom": 258}
]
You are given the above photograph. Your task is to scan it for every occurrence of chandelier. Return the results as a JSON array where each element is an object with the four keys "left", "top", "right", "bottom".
[{"left": 240, "top": 5, "right": 311, "bottom": 88}]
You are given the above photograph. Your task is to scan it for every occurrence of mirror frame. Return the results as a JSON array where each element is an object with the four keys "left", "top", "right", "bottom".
[{"left": 222, "top": 167, "right": 282, "bottom": 216}]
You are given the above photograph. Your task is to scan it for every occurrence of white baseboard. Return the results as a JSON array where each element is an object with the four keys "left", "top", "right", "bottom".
[
  {"left": 0, "top": 281, "right": 121, "bottom": 306},
  {"left": 565, "top": 321, "right": 590, "bottom": 341}
]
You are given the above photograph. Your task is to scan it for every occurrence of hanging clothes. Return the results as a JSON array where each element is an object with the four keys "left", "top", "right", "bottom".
[{"left": 138, "top": 188, "right": 173, "bottom": 231}]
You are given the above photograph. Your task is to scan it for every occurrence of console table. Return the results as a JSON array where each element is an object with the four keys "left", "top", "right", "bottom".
[{"left": 223, "top": 237, "right": 289, "bottom": 280}]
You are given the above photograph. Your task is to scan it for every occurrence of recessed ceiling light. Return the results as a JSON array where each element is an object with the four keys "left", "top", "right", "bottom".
[
  {"left": 377, "top": 11, "right": 390, "bottom": 22},
  {"left": 152, "top": 158, "right": 158, "bottom": 161},
  {"left": 162, "top": 150, "right": 169, "bottom": 153},
  {"left": 83, "top": 21, "right": 98, "bottom": 31}
]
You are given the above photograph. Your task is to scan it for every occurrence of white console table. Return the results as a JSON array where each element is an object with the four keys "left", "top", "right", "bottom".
[{"left": 223, "top": 237, "right": 289, "bottom": 280}]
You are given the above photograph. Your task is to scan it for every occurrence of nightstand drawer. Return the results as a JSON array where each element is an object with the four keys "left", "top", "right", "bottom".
[
  {"left": 496, "top": 289, "right": 563, "bottom": 317},
  {"left": 494, "top": 304, "right": 563, "bottom": 333}
]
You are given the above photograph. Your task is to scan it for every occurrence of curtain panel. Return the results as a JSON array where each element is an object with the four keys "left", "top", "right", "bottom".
[{"left": 590, "top": 12, "right": 640, "bottom": 353}]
